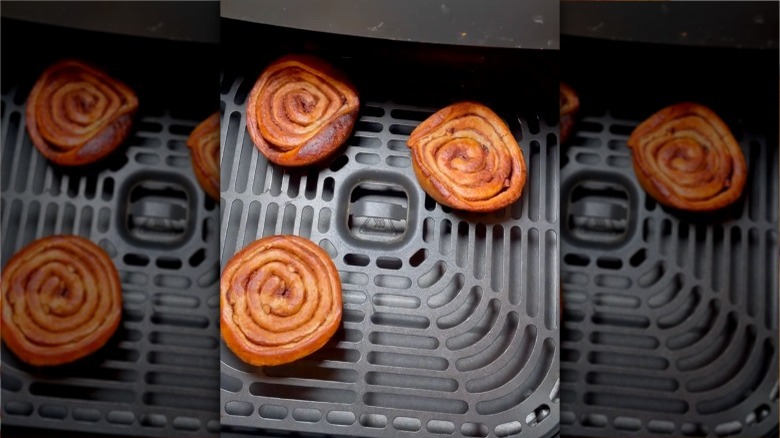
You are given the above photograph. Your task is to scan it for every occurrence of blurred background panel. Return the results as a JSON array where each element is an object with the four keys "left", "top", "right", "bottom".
[
  {"left": 1, "top": 2, "right": 220, "bottom": 437},
  {"left": 559, "top": 2, "right": 779, "bottom": 438}
]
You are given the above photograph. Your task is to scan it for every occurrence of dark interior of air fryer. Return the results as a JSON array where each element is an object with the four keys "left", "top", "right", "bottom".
[
  {"left": 560, "top": 36, "right": 779, "bottom": 438},
  {"left": 220, "top": 20, "right": 559, "bottom": 438},
  {"left": 1, "top": 18, "right": 220, "bottom": 438}
]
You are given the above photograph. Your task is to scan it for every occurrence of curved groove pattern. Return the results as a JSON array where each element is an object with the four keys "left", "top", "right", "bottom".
[
  {"left": 696, "top": 338, "right": 774, "bottom": 415},
  {"left": 476, "top": 338, "right": 556, "bottom": 415},
  {"left": 446, "top": 299, "right": 502, "bottom": 352},
  {"left": 686, "top": 324, "right": 757, "bottom": 393},
  {"left": 427, "top": 272, "right": 464, "bottom": 308},
  {"left": 657, "top": 286, "right": 701, "bottom": 329},
  {"left": 418, "top": 261, "right": 448, "bottom": 289},
  {"left": 648, "top": 273, "right": 684, "bottom": 308},
  {"left": 458, "top": 313, "right": 526, "bottom": 374},
  {"left": 638, "top": 261, "right": 667, "bottom": 289},
  {"left": 436, "top": 286, "right": 482, "bottom": 330},
  {"left": 667, "top": 299, "right": 723, "bottom": 351},
  {"left": 677, "top": 311, "right": 738, "bottom": 372},
  {"left": 465, "top": 320, "right": 534, "bottom": 392}
]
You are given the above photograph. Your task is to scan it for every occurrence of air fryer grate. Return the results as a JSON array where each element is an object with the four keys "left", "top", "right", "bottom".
[
  {"left": 0, "top": 86, "right": 221, "bottom": 437},
  {"left": 219, "top": 70, "right": 560, "bottom": 438},
  {"left": 560, "top": 110, "right": 779, "bottom": 437}
]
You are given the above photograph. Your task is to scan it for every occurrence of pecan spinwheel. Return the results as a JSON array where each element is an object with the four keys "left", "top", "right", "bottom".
[
  {"left": 187, "top": 113, "right": 220, "bottom": 200},
  {"left": 407, "top": 102, "right": 526, "bottom": 212},
  {"left": 1, "top": 235, "right": 122, "bottom": 366},
  {"left": 245, "top": 55, "right": 359, "bottom": 167},
  {"left": 26, "top": 60, "right": 138, "bottom": 166},
  {"left": 221, "top": 235, "right": 342, "bottom": 366},
  {"left": 627, "top": 103, "right": 747, "bottom": 212},
  {"left": 560, "top": 82, "right": 579, "bottom": 144}
]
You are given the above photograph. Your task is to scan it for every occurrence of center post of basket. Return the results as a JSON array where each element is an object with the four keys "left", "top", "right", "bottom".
[
  {"left": 333, "top": 169, "right": 420, "bottom": 249},
  {"left": 121, "top": 173, "right": 197, "bottom": 247},
  {"left": 564, "top": 173, "right": 637, "bottom": 247},
  {"left": 346, "top": 179, "right": 410, "bottom": 243}
]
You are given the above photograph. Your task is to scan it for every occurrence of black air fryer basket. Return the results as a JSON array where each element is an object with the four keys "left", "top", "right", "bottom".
[
  {"left": 219, "top": 19, "right": 560, "bottom": 438},
  {"left": 0, "top": 9, "right": 220, "bottom": 438},
  {"left": 559, "top": 4, "right": 780, "bottom": 436}
]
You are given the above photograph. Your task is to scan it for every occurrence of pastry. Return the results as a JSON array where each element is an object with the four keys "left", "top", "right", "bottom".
[
  {"left": 221, "top": 235, "right": 342, "bottom": 366},
  {"left": 187, "top": 112, "right": 220, "bottom": 200},
  {"left": 560, "top": 83, "right": 579, "bottom": 144},
  {"left": 627, "top": 103, "right": 746, "bottom": 212},
  {"left": 1, "top": 235, "right": 122, "bottom": 366},
  {"left": 26, "top": 60, "right": 138, "bottom": 166},
  {"left": 407, "top": 102, "right": 526, "bottom": 212},
  {"left": 245, "top": 55, "right": 359, "bottom": 167}
]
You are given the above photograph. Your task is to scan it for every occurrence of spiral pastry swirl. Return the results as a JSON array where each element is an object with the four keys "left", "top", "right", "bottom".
[
  {"left": 407, "top": 102, "right": 526, "bottom": 212},
  {"left": 187, "top": 113, "right": 220, "bottom": 200},
  {"left": 221, "top": 235, "right": 342, "bottom": 366},
  {"left": 627, "top": 103, "right": 747, "bottom": 212},
  {"left": 246, "top": 55, "right": 359, "bottom": 167},
  {"left": 26, "top": 60, "right": 138, "bottom": 166},
  {"left": 560, "top": 83, "right": 579, "bottom": 144},
  {"left": 1, "top": 235, "right": 122, "bottom": 366}
]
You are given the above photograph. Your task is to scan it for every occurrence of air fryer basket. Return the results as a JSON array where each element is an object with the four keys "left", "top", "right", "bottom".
[
  {"left": 0, "top": 19, "right": 220, "bottom": 437},
  {"left": 220, "top": 22, "right": 560, "bottom": 438},
  {"left": 560, "top": 37, "right": 779, "bottom": 438}
]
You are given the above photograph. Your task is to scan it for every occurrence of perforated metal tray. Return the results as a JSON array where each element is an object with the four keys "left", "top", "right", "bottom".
[
  {"left": 0, "top": 20, "right": 220, "bottom": 437},
  {"left": 560, "top": 107, "right": 779, "bottom": 438},
  {"left": 219, "top": 66, "right": 560, "bottom": 437}
]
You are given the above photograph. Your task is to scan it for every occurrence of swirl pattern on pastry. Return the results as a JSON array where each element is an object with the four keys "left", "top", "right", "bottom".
[
  {"left": 407, "top": 102, "right": 526, "bottom": 212},
  {"left": 560, "top": 83, "right": 579, "bottom": 144},
  {"left": 627, "top": 103, "right": 747, "bottom": 212},
  {"left": 1, "top": 235, "right": 122, "bottom": 366},
  {"left": 246, "top": 55, "right": 359, "bottom": 166},
  {"left": 187, "top": 113, "right": 220, "bottom": 200},
  {"left": 221, "top": 235, "right": 342, "bottom": 366},
  {"left": 26, "top": 60, "right": 138, "bottom": 166}
]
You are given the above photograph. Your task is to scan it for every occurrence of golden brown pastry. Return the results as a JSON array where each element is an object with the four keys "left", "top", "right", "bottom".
[
  {"left": 245, "top": 55, "right": 359, "bottom": 167},
  {"left": 187, "top": 112, "right": 220, "bottom": 200},
  {"left": 407, "top": 102, "right": 526, "bottom": 212},
  {"left": 627, "top": 103, "right": 747, "bottom": 212},
  {"left": 221, "top": 235, "right": 342, "bottom": 366},
  {"left": 1, "top": 235, "right": 122, "bottom": 366},
  {"left": 26, "top": 60, "right": 138, "bottom": 166},
  {"left": 560, "top": 83, "right": 579, "bottom": 144}
]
